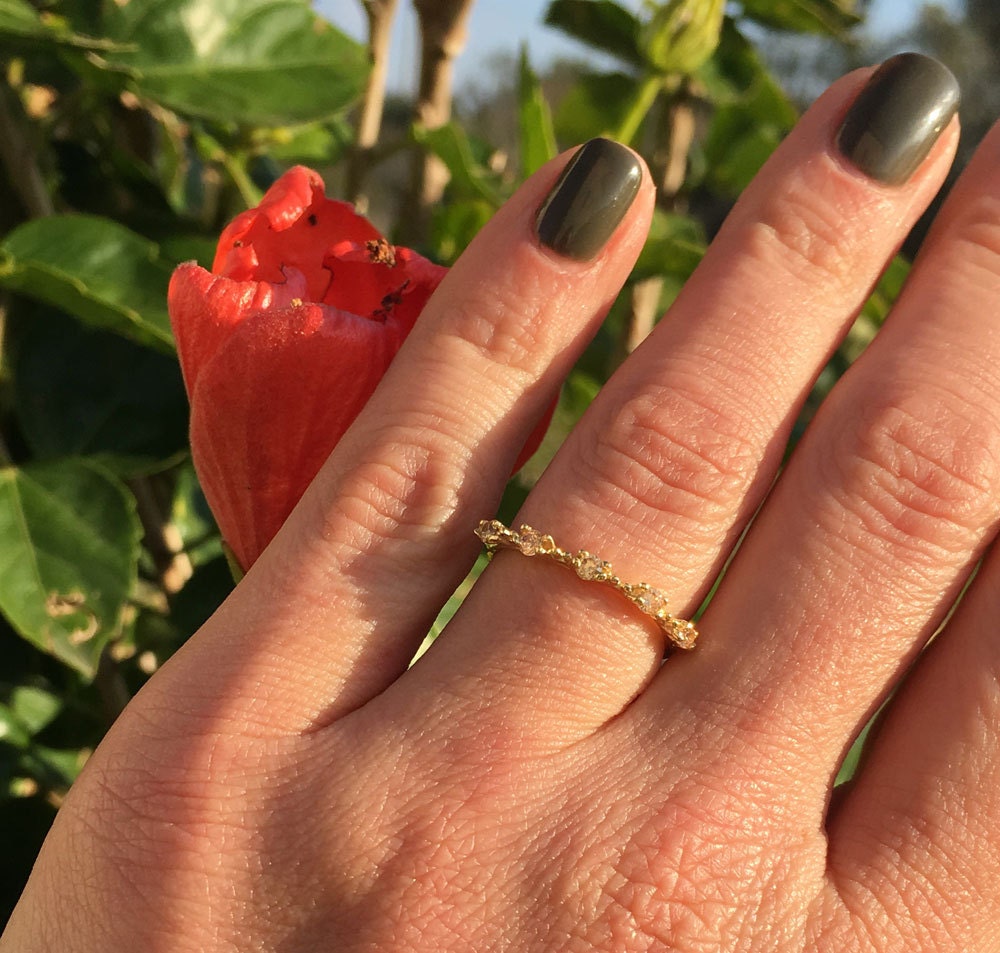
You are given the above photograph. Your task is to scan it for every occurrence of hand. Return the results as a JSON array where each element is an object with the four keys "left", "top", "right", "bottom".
[{"left": 5, "top": 53, "right": 997, "bottom": 952}]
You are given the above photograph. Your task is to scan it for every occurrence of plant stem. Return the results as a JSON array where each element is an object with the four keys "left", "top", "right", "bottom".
[
  {"left": 614, "top": 74, "right": 664, "bottom": 148},
  {"left": 0, "top": 295, "right": 12, "bottom": 468},
  {"left": 0, "top": 81, "right": 53, "bottom": 218},
  {"left": 95, "top": 645, "right": 131, "bottom": 724},
  {"left": 619, "top": 82, "right": 697, "bottom": 361},
  {"left": 130, "top": 476, "right": 193, "bottom": 597},
  {"left": 347, "top": 0, "right": 399, "bottom": 209},
  {"left": 222, "top": 152, "right": 263, "bottom": 209}
]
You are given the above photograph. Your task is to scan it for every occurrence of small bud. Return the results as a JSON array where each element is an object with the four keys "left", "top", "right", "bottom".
[{"left": 640, "top": 0, "right": 726, "bottom": 76}]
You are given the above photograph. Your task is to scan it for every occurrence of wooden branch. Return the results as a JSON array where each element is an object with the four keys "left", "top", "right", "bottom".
[
  {"left": 347, "top": 0, "right": 400, "bottom": 209},
  {"left": 404, "top": 0, "right": 476, "bottom": 243}
]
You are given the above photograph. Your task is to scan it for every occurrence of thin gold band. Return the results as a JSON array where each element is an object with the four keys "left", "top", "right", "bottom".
[{"left": 474, "top": 520, "right": 698, "bottom": 651}]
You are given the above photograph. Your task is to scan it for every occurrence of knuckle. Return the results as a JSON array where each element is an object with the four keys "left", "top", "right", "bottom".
[
  {"left": 581, "top": 382, "right": 763, "bottom": 531},
  {"left": 953, "top": 190, "right": 1000, "bottom": 255},
  {"left": 819, "top": 382, "right": 1000, "bottom": 559},
  {"left": 942, "top": 192, "right": 1000, "bottom": 288},
  {"left": 444, "top": 272, "right": 551, "bottom": 379},
  {"left": 317, "top": 424, "right": 469, "bottom": 549},
  {"left": 743, "top": 162, "right": 881, "bottom": 291}
]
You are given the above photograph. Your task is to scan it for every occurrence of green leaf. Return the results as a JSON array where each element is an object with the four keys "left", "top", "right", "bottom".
[
  {"left": 861, "top": 254, "right": 910, "bottom": 326},
  {"left": 697, "top": 20, "right": 798, "bottom": 120},
  {"left": 0, "top": 0, "right": 44, "bottom": 37},
  {"left": 429, "top": 199, "right": 495, "bottom": 265},
  {"left": 0, "top": 460, "right": 142, "bottom": 679},
  {"left": 0, "top": 216, "right": 174, "bottom": 353},
  {"left": 838, "top": 255, "right": 912, "bottom": 364},
  {"left": 422, "top": 554, "right": 488, "bottom": 650},
  {"left": 518, "top": 48, "right": 558, "bottom": 177},
  {"left": 7, "top": 686, "right": 61, "bottom": 736},
  {"left": 0, "top": 704, "right": 31, "bottom": 749},
  {"left": 738, "top": 0, "right": 861, "bottom": 36},
  {"left": 101, "top": 0, "right": 369, "bottom": 126},
  {"left": 699, "top": 26, "right": 797, "bottom": 196},
  {"left": 12, "top": 311, "right": 188, "bottom": 475},
  {"left": 159, "top": 235, "right": 218, "bottom": 271},
  {"left": 264, "top": 118, "right": 354, "bottom": 164},
  {"left": 554, "top": 71, "right": 638, "bottom": 144},
  {"left": 0, "top": 0, "right": 124, "bottom": 50},
  {"left": 412, "top": 123, "right": 505, "bottom": 207},
  {"left": 18, "top": 743, "right": 87, "bottom": 792},
  {"left": 633, "top": 208, "right": 706, "bottom": 281},
  {"left": 544, "top": 0, "right": 643, "bottom": 67},
  {"left": 702, "top": 114, "right": 785, "bottom": 195},
  {"left": 835, "top": 716, "right": 873, "bottom": 785}
]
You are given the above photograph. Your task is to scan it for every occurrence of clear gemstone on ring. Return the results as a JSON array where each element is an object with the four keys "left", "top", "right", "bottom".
[
  {"left": 636, "top": 587, "right": 669, "bottom": 616},
  {"left": 475, "top": 519, "right": 506, "bottom": 547},
  {"left": 517, "top": 526, "right": 546, "bottom": 555},
  {"left": 576, "top": 552, "right": 611, "bottom": 581}
]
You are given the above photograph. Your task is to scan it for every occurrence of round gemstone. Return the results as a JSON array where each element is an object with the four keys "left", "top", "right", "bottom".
[
  {"left": 517, "top": 526, "right": 544, "bottom": 555},
  {"left": 576, "top": 552, "right": 611, "bottom": 581}
]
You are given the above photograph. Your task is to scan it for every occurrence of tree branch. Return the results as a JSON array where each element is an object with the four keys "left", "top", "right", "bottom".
[
  {"left": 404, "top": 0, "right": 476, "bottom": 244},
  {"left": 347, "top": 0, "right": 400, "bottom": 209}
]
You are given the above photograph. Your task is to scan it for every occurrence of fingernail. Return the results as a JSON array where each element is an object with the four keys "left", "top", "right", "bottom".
[
  {"left": 535, "top": 138, "right": 642, "bottom": 261},
  {"left": 836, "top": 52, "right": 960, "bottom": 185}
]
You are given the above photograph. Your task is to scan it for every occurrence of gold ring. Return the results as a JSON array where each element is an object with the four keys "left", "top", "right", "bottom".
[{"left": 475, "top": 520, "right": 698, "bottom": 650}]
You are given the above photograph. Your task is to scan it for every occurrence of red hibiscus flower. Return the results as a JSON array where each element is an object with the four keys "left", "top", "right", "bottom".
[{"left": 169, "top": 166, "right": 548, "bottom": 571}]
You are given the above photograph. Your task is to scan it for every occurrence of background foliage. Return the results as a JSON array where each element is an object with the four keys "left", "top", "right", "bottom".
[{"left": 0, "top": 0, "right": 988, "bottom": 922}]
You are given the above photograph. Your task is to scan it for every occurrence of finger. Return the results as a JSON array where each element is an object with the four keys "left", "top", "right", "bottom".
[
  {"left": 401, "top": 56, "right": 960, "bottom": 744},
  {"left": 156, "top": 140, "right": 655, "bottom": 732},
  {"left": 823, "top": 539, "right": 1000, "bottom": 952},
  {"left": 659, "top": 110, "right": 1000, "bottom": 800}
]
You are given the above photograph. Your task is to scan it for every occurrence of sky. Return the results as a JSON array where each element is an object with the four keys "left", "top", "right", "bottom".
[{"left": 319, "top": 0, "right": 964, "bottom": 95}]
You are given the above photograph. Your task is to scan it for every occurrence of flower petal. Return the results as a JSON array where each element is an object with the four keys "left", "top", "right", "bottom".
[
  {"left": 168, "top": 264, "right": 283, "bottom": 395},
  {"left": 213, "top": 166, "right": 382, "bottom": 303},
  {"left": 188, "top": 302, "right": 409, "bottom": 569}
]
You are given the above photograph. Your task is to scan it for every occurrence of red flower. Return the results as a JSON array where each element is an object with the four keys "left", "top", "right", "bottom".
[{"left": 169, "top": 166, "right": 548, "bottom": 571}]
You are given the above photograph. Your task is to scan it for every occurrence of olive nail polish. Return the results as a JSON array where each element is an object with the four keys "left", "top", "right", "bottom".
[
  {"left": 535, "top": 138, "right": 642, "bottom": 261},
  {"left": 837, "top": 52, "right": 960, "bottom": 185}
]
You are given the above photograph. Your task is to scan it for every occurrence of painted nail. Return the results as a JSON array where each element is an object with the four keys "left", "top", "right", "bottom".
[
  {"left": 535, "top": 138, "right": 642, "bottom": 261},
  {"left": 836, "top": 52, "right": 960, "bottom": 185}
]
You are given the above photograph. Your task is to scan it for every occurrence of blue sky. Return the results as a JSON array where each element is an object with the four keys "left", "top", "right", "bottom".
[{"left": 319, "top": 0, "right": 962, "bottom": 94}]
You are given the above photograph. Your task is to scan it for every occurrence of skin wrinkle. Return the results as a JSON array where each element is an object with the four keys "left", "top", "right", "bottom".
[
  {"left": 814, "top": 390, "right": 1000, "bottom": 564},
  {"left": 327, "top": 442, "right": 466, "bottom": 543},
  {"left": 441, "top": 263, "right": 560, "bottom": 373},
  {"left": 942, "top": 188, "right": 1000, "bottom": 259},
  {"left": 731, "top": 152, "right": 902, "bottom": 297},
  {"left": 574, "top": 385, "right": 764, "bottom": 540}
]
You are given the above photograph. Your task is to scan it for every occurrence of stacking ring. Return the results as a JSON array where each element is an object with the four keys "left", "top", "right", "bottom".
[{"left": 475, "top": 520, "right": 698, "bottom": 650}]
